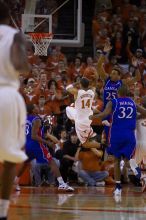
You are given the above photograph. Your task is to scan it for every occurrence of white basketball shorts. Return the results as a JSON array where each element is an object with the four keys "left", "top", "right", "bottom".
[
  {"left": 0, "top": 87, "right": 28, "bottom": 163},
  {"left": 66, "top": 106, "right": 95, "bottom": 144}
]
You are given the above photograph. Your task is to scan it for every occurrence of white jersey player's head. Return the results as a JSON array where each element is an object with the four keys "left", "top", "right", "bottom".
[
  {"left": 80, "top": 77, "right": 90, "bottom": 91},
  {"left": 0, "top": 1, "right": 10, "bottom": 25}
]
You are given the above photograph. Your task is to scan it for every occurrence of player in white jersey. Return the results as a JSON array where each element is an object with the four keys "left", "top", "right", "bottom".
[
  {"left": 135, "top": 121, "right": 146, "bottom": 165},
  {"left": 131, "top": 97, "right": 146, "bottom": 192},
  {"left": 66, "top": 77, "right": 101, "bottom": 149},
  {"left": 134, "top": 96, "right": 146, "bottom": 164},
  {"left": 0, "top": 2, "right": 30, "bottom": 219}
]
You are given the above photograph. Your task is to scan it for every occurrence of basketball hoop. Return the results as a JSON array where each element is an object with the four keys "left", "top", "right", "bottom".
[{"left": 29, "top": 33, "right": 53, "bottom": 56}]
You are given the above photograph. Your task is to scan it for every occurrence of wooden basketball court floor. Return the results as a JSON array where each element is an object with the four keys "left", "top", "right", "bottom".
[{"left": 9, "top": 186, "right": 146, "bottom": 220}]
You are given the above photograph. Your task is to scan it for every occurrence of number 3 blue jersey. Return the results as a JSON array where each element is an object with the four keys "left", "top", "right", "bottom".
[
  {"left": 103, "top": 77, "right": 122, "bottom": 108},
  {"left": 25, "top": 115, "right": 52, "bottom": 163},
  {"left": 26, "top": 115, "right": 41, "bottom": 144},
  {"left": 111, "top": 97, "right": 136, "bottom": 132}
]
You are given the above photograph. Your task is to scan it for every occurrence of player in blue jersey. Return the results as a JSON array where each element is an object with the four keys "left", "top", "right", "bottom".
[
  {"left": 97, "top": 41, "right": 141, "bottom": 142},
  {"left": 15, "top": 104, "right": 74, "bottom": 192},
  {"left": 90, "top": 84, "right": 141, "bottom": 196}
]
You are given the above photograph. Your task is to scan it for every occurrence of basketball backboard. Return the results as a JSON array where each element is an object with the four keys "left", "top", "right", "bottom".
[{"left": 21, "top": 0, "right": 84, "bottom": 47}]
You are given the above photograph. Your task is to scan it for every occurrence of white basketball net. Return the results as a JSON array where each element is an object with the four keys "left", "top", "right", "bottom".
[{"left": 30, "top": 33, "right": 53, "bottom": 56}]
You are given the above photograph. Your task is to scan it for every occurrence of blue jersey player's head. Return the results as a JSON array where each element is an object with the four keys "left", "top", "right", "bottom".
[
  {"left": 117, "top": 84, "right": 129, "bottom": 98},
  {"left": 110, "top": 66, "right": 122, "bottom": 82},
  {"left": 27, "top": 104, "right": 39, "bottom": 116}
]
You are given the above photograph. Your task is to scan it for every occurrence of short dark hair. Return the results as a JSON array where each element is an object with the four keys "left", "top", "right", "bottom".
[
  {"left": 80, "top": 77, "right": 89, "bottom": 89},
  {"left": 112, "top": 66, "right": 122, "bottom": 75},
  {"left": 0, "top": 1, "right": 10, "bottom": 22},
  {"left": 27, "top": 104, "right": 34, "bottom": 114},
  {"left": 118, "top": 84, "right": 129, "bottom": 96}
]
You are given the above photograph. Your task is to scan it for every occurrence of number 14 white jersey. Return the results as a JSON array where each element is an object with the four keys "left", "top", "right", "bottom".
[{"left": 75, "top": 89, "right": 95, "bottom": 121}]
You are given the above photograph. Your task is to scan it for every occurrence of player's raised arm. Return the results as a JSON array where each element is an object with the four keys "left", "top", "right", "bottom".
[
  {"left": 96, "top": 40, "right": 112, "bottom": 80},
  {"left": 10, "top": 32, "right": 30, "bottom": 74},
  {"left": 66, "top": 82, "right": 79, "bottom": 96},
  {"left": 90, "top": 101, "right": 112, "bottom": 120}
]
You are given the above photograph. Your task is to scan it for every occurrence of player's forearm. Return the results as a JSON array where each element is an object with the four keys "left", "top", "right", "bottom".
[
  {"left": 66, "top": 83, "right": 78, "bottom": 95},
  {"left": 66, "top": 82, "right": 78, "bottom": 90},
  {"left": 46, "top": 133, "right": 59, "bottom": 144},
  {"left": 91, "top": 112, "right": 108, "bottom": 120},
  {"left": 96, "top": 55, "right": 107, "bottom": 79},
  {"left": 31, "top": 134, "right": 49, "bottom": 145},
  {"left": 93, "top": 108, "right": 101, "bottom": 114}
]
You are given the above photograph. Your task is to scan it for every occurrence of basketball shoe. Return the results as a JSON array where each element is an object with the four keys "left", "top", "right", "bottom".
[{"left": 58, "top": 183, "right": 74, "bottom": 192}]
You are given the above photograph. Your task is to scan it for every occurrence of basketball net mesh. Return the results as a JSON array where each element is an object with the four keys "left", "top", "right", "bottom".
[{"left": 29, "top": 33, "right": 53, "bottom": 56}]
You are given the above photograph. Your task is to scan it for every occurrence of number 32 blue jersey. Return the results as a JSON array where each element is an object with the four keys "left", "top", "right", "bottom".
[
  {"left": 107, "top": 97, "right": 137, "bottom": 159},
  {"left": 111, "top": 97, "right": 136, "bottom": 132}
]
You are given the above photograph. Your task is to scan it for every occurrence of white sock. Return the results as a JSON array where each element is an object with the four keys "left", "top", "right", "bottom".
[
  {"left": 0, "top": 199, "right": 10, "bottom": 217},
  {"left": 116, "top": 181, "right": 121, "bottom": 184},
  {"left": 14, "top": 176, "right": 20, "bottom": 185},
  {"left": 129, "top": 159, "right": 139, "bottom": 175},
  {"left": 57, "top": 177, "right": 65, "bottom": 185}
]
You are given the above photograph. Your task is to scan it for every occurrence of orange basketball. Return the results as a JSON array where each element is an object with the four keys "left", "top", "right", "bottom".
[{"left": 83, "top": 67, "right": 97, "bottom": 81}]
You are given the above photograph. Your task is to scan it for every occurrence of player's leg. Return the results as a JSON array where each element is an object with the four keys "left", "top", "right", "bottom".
[
  {"left": 113, "top": 157, "right": 122, "bottom": 196},
  {"left": 107, "top": 140, "right": 122, "bottom": 194},
  {"left": 75, "top": 122, "right": 101, "bottom": 148},
  {"left": 133, "top": 144, "right": 146, "bottom": 191},
  {"left": 14, "top": 159, "right": 30, "bottom": 191},
  {"left": 36, "top": 144, "right": 74, "bottom": 191},
  {"left": 0, "top": 162, "right": 16, "bottom": 220},
  {"left": 14, "top": 141, "right": 36, "bottom": 191},
  {"left": 123, "top": 139, "right": 144, "bottom": 189},
  {"left": 0, "top": 90, "right": 27, "bottom": 220},
  {"left": 66, "top": 106, "right": 76, "bottom": 122},
  {"left": 125, "top": 140, "right": 141, "bottom": 180},
  {"left": 122, "top": 159, "right": 129, "bottom": 183}
]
